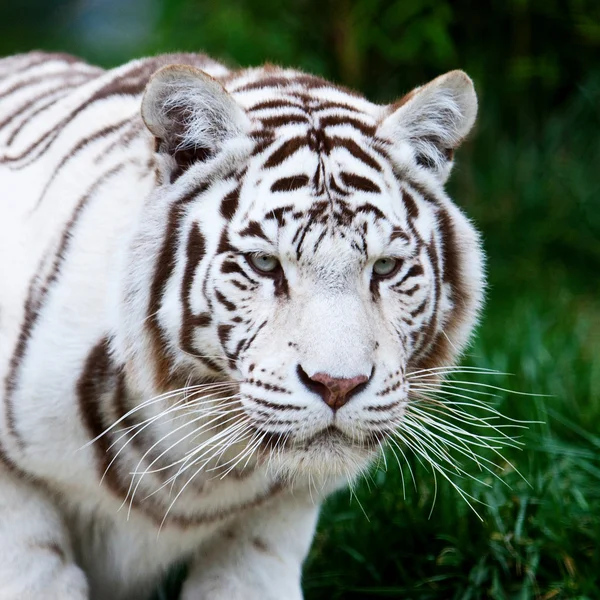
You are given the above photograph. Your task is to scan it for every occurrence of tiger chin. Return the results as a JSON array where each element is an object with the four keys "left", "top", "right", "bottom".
[{"left": 0, "top": 51, "right": 483, "bottom": 600}]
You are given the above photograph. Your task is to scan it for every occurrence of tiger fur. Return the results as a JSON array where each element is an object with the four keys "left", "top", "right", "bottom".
[{"left": 0, "top": 51, "right": 483, "bottom": 599}]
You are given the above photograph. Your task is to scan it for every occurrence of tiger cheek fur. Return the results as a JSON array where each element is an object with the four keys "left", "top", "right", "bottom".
[{"left": 0, "top": 52, "right": 483, "bottom": 599}]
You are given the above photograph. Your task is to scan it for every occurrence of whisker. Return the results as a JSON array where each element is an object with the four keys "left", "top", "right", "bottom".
[
  {"left": 412, "top": 381, "right": 501, "bottom": 398},
  {"left": 410, "top": 387, "right": 543, "bottom": 425},
  {"left": 385, "top": 435, "right": 417, "bottom": 492},
  {"left": 102, "top": 391, "right": 236, "bottom": 486},
  {"left": 123, "top": 398, "right": 244, "bottom": 515},
  {"left": 409, "top": 394, "right": 531, "bottom": 437},
  {"left": 156, "top": 420, "right": 253, "bottom": 534},
  {"left": 402, "top": 415, "right": 514, "bottom": 486},
  {"left": 126, "top": 404, "right": 244, "bottom": 481},
  {"left": 83, "top": 381, "right": 238, "bottom": 449},
  {"left": 407, "top": 365, "right": 506, "bottom": 377},
  {"left": 393, "top": 427, "right": 487, "bottom": 520},
  {"left": 415, "top": 379, "right": 549, "bottom": 397},
  {"left": 134, "top": 410, "right": 247, "bottom": 501}
]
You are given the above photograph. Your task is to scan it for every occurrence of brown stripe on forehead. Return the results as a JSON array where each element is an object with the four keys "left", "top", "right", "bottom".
[
  {"left": 263, "top": 136, "right": 307, "bottom": 168},
  {"left": 294, "top": 74, "right": 361, "bottom": 94},
  {"left": 147, "top": 182, "right": 209, "bottom": 389},
  {"left": 328, "top": 175, "right": 349, "bottom": 197},
  {"left": 293, "top": 219, "right": 316, "bottom": 260},
  {"left": 250, "top": 131, "right": 276, "bottom": 156},
  {"left": 319, "top": 115, "right": 376, "bottom": 137},
  {"left": 217, "top": 228, "right": 236, "bottom": 255},
  {"left": 394, "top": 168, "right": 441, "bottom": 209},
  {"left": 248, "top": 99, "right": 303, "bottom": 112},
  {"left": 311, "top": 100, "right": 363, "bottom": 113},
  {"left": 341, "top": 172, "right": 381, "bottom": 194},
  {"left": 356, "top": 202, "right": 386, "bottom": 220},
  {"left": 233, "top": 76, "right": 297, "bottom": 92},
  {"left": 264, "top": 204, "right": 295, "bottom": 226},
  {"left": 328, "top": 136, "right": 382, "bottom": 171},
  {"left": 220, "top": 185, "right": 241, "bottom": 220},
  {"left": 234, "top": 72, "right": 357, "bottom": 94},
  {"left": 239, "top": 220, "right": 270, "bottom": 241},
  {"left": 270, "top": 175, "right": 309, "bottom": 193},
  {"left": 390, "top": 229, "right": 409, "bottom": 242},
  {"left": 403, "top": 191, "right": 420, "bottom": 220},
  {"left": 260, "top": 115, "right": 309, "bottom": 129},
  {"left": 233, "top": 73, "right": 336, "bottom": 92}
]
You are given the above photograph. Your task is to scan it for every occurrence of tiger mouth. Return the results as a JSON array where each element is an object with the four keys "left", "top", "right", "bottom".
[{"left": 256, "top": 425, "right": 386, "bottom": 452}]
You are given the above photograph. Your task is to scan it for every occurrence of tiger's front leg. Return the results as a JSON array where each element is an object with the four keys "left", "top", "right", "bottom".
[
  {"left": 181, "top": 490, "right": 319, "bottom": 600},
  {"left": 0, "top": 463, "right": 89, "bottom": 600}
]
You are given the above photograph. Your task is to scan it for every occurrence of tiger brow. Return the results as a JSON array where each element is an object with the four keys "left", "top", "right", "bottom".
[{"left": 390, "top": 228, "right": 410, "bottom": 243}]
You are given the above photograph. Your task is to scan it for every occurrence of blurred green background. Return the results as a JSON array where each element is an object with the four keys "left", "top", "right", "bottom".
[{"left": 1, "top": 0, "right": 599, "bottom": 598}]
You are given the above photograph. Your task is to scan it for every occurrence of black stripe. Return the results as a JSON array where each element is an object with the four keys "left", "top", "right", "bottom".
[
  {"left": 4, "top": 165, "right": 125, "bottom": 448},
  {"left": 340, "top": 172, "right": 381, "bottom": 194},
  {"left": 146, "top": 182, "right": 209, "bottom": 388},
  {"left": 31, "top": 118, "right": 132, "bottom": 212},
  {"left": 263, "top": 137, "right": 307, "bottom": 168},
  {"left": 220, "top": 186, "right": 240, "bottom": 221},
  {"left": 270, "top": 175, "right": 309, "bottom": 193},
  {"left": 329, "top": 136, "right": 382, "bottom": 171}
]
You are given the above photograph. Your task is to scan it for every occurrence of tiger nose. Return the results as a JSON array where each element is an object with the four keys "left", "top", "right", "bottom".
[{"left": 296, "top": 366, "right": 371, "bottom": 411}]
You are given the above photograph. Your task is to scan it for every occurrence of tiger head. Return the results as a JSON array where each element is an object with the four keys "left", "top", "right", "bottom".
[{"left": 117, "top": 63, "right": 483, "bottom": 483}]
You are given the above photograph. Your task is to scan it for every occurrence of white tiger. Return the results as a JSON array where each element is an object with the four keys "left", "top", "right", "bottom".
[{"left": 0, "top": 51, "right": 483, "bottom": 599}]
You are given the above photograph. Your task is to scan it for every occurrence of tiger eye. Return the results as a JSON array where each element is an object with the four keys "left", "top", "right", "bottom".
[
  {"left": 373, "top": 257, "right": 398, "bottom": 277},
  {"left": 248, "top": 254, "right": 280, "bottom": 274}
]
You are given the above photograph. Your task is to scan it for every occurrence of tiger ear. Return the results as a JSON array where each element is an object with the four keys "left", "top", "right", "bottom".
[
  {"left": 141, "top": 65, "right": 250, "bottom": 178},
  {"left": 377, "top": 70, "right": 477, "bottom": 183}
]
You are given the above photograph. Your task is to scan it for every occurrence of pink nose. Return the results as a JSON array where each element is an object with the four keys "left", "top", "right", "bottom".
[{"left": 297, "top": 366, "right": 370, "bottom": 411}]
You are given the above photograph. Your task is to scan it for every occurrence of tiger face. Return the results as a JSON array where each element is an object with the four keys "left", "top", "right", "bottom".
[{"left": 121, "top": 64, "right": 483, "bottom": 482}]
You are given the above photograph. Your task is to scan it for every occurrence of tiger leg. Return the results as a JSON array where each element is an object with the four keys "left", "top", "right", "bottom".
[
  {"left": 0, "top": 463, "right": 89, "bottom": 600},
  {"left": 180, "top": 490, "right": 319, "bottom": 600}
]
